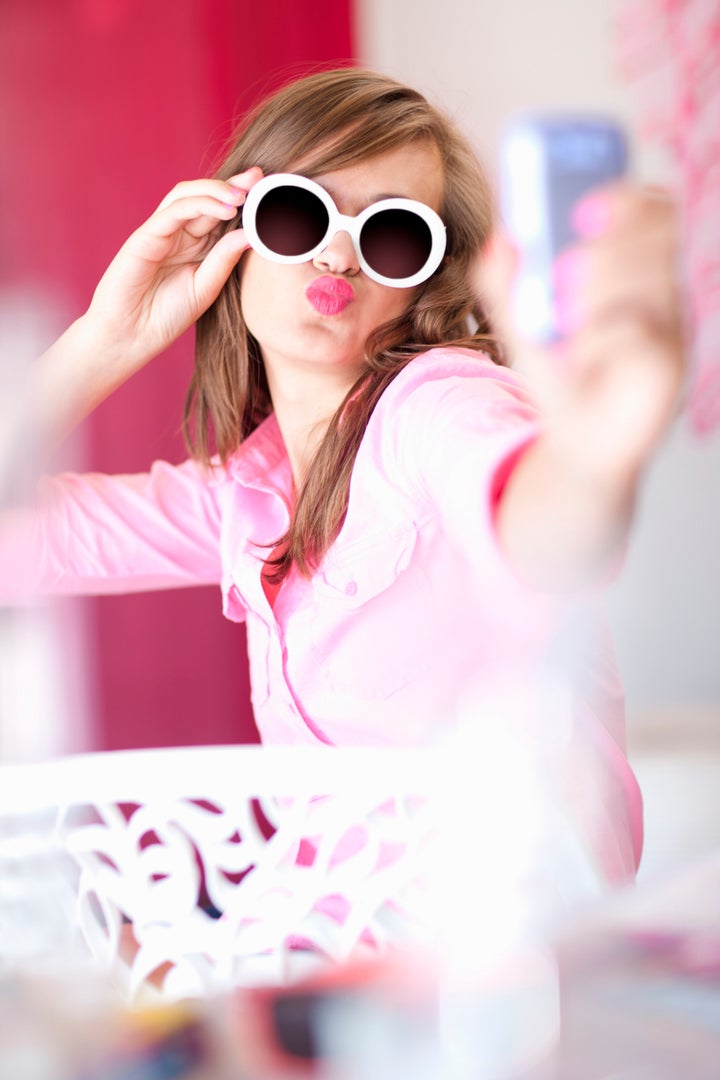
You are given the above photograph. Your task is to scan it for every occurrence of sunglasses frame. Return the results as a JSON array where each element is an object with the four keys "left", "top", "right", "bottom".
[{"left": 241, "top": 173, "right": 447, "bottom": 289}]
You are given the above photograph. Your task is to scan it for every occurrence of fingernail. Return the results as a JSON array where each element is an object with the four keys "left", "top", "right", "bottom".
[
  {"left": 571, "top": 193, "right": 613, "bottom": 237},
  {"left": 227, "top": 185, "right": 246, "bottom": 199}
]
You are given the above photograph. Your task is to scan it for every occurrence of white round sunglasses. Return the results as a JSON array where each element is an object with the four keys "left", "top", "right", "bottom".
[{"left": 241, "top": 173, "right": 447, "bottom": 289}]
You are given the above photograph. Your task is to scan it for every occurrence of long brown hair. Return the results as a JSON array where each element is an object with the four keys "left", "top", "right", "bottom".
[{"left": 186, "top": 68, "right": 500, "bottom": 578}]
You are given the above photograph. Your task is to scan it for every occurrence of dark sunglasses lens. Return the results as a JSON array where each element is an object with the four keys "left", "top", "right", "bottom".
[
  {"left": 254, "top": 186, "right": 329, "bottom": 257},
  {"left": 360, "top": 208, "right": 433, "bottom": 280}
]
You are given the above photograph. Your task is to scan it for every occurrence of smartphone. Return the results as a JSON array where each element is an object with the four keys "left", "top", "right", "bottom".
[{"left": 499, "top": 115, "right": 628, "bottom": 343}]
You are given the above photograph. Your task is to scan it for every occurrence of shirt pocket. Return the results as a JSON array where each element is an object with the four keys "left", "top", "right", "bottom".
[
  {"left": 306, "top": 522, "right": 438, "bottom": 705},
  {"left": 311, "top": 522, "right": 419, "bottom": 609}
]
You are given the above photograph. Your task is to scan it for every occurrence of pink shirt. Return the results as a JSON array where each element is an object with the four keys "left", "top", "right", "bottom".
[{"left": 6, "top": 348, "right": 643, "bottom": 883}]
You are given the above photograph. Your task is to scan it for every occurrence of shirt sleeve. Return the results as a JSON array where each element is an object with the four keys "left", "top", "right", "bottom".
[
  {"left": 0, "top": 458, "right": 224, "bottom": 601},
  {"left": 391, "top": 360, "right": 543, "bottom": 566}
]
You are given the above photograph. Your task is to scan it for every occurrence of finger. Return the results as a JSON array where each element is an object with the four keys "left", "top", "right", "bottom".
[
  {"left": 155, "top": 166, "right": 264, "bottom": 214},
  {"left": 192, "top": 227, "right": 251, "bottom": 310},
  {"left": 224, "top": 165, "right": 264, "bottom": 191},
  {"left": 553, "top": 241, "right": 681, "bottom": 340},
  {"left": 130, "top": 195, "right": 241, "bottom": 262},
  {"left": 156, "top": 177, "right": 248, "bottom": 213},
  {"left": 554, "top": 189, "right": 681, "bottom": 338},
  {"left": 571, "top": 181, "right": 678, "bottom": 240},
  {"left": 574, "top": 301, "right": 686, "bottom": 395}
]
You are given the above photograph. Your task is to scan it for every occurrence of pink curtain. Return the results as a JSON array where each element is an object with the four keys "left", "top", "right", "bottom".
[{"left": 0, "top": 0, "right": 356, "bottom": 750}]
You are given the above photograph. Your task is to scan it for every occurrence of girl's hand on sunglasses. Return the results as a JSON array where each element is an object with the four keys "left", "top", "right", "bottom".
[{"left": 82, "top": 167, "right": 263, "bottom": 371}]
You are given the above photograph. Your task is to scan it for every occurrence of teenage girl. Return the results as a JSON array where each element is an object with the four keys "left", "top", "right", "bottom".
[{"left": 7, "top": 69, "right": 683, "bottom": 887}]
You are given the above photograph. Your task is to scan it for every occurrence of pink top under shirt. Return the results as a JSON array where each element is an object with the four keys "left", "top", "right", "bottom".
[{"left": 2, "top": 347, "right": 643, "bottom": 884}]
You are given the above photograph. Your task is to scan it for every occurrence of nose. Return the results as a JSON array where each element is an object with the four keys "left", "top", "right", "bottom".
[{"left": 313, "top": 229, "right": 360, "bottom": 277}]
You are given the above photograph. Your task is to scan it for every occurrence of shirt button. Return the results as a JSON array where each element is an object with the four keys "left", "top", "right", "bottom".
[{"left": 345, "top": 580, "right": 358, "bottom": 597}]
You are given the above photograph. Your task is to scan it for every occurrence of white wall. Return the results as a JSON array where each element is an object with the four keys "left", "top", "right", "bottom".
[
  {"left": 356, "top": 0, "right": 720, "bottom": 875},
  {"left": 356, "top": 0, "right": 671, "bottom": 184}
]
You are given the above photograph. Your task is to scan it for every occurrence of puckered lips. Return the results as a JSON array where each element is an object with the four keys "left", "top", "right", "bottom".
[{"left": 306, "top": 275, "right": 355, "bottom": 316}]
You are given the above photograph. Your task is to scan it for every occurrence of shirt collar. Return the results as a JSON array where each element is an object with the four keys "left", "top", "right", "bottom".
[{"left": 225, "top": 412, "right": 294, "bottom": 499}]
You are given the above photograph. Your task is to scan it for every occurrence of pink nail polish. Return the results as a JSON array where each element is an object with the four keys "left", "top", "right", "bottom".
[{"left": 571, "top": 193, "right": 613, "bottom": 237}]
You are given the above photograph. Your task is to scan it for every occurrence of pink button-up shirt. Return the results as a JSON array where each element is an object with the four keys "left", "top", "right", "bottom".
[{"left": 6, "top": 347, "right": 643, "bottom": 882}]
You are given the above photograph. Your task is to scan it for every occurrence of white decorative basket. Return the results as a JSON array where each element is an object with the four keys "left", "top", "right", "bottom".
[{"left": 0, "top": 747, "right": 438, "bottom": 1001}]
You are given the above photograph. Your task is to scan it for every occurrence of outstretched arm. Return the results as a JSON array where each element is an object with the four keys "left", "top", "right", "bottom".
[{"left": 480, "top": 185, "right": 685, "bottom": 590}]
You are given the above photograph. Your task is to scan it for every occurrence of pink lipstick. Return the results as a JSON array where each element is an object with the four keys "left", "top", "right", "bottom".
[{"left": 306, "top": 276, "right": 355, "bottom": 316}]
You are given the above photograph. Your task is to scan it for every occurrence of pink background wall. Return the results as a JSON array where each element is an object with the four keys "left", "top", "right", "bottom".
[{"left": 0, "top": 0, "right": 355, "bottom": 750}]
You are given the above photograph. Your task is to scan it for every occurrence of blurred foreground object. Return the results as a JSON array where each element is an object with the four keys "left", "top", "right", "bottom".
[
  {"left": 243, "top": 850, "right": 720, "bottom": 1079},
  {"left": 0, "top": 746, "right": 440, "bottom": 1001},
  {"left": 0, "top": 747, "right": 718, "bottom": 1077},
  {"left": 614, "top": 0, "right": 720, "bottom": 435},
  {"left": 0, "top": 708, "right": 608, "bottom": 1006},
  {"left": 0, "top": 290, "right": 91, "bottom": 762},
  {"left": 0, "top": 709, "right": 611, "bottom": 1077},
  {"left": 5, "top": 855, "right": 719, "bottom": 1079}
]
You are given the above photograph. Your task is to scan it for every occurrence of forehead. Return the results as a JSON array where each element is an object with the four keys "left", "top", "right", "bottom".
[{"left": 296, "top": 140, "right": 445, "bottom": 214}]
